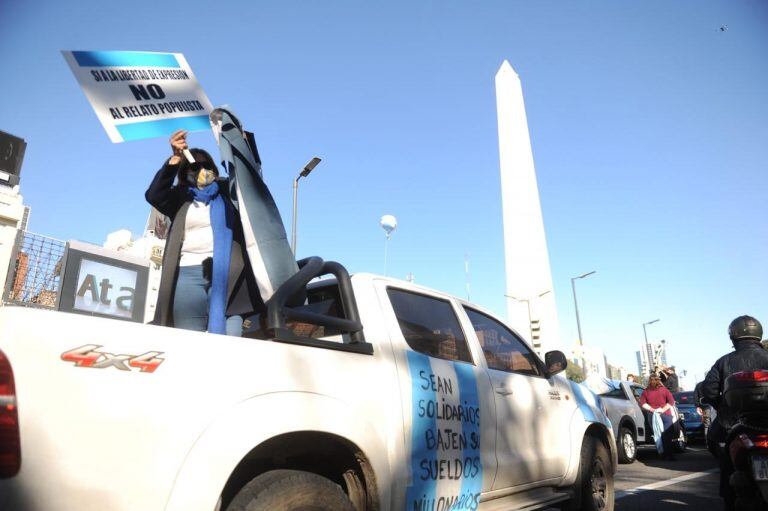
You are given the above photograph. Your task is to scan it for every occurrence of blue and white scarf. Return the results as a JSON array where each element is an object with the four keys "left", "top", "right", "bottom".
[
  {"left": 651, "top": 411, "right": 664, "bottom": 454},
  {"left": 188, "top": 182, "right": 233, "bottom": 334}
]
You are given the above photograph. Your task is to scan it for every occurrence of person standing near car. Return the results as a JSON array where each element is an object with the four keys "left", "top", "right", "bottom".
[
  {"left": 662, "top": 366, "right": 680, "bottom": 393},
  {"left": 701, "top": 315, "right": 768, "bottom": 511},
  {"left": 693, "top": 381, "right": 716, "bottom": 453},
  {"left": 640, "top": 374, "right": 678, "bottom": 460}
]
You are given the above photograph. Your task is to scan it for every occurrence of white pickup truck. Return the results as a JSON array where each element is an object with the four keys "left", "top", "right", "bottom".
[{"left": 0, "top": 258, "right": 616, "bottom": 511}]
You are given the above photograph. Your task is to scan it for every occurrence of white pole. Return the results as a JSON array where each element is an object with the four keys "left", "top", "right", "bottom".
[
  {"left": 383, "top": 235, "right": 390, "bottom": 276},
  {"left": 464, "top": 252, "right": 471, "bottom": 301}
]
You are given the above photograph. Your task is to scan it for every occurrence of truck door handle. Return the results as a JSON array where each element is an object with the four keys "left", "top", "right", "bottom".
[{"left": 495, "top": 386, "right": 513, "bottom": 396}]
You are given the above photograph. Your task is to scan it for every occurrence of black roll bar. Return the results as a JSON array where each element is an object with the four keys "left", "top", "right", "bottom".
[{"left": 264, "top": 256, "right": 366, "bottom": 345}]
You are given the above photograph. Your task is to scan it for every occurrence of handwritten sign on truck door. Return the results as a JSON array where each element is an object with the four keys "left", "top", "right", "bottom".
[{"left": 406, "top": 351, "right": 483, "bottom": 511}]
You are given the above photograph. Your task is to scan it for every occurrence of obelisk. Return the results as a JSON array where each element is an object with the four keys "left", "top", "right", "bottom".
[{"left": 495, "top": 60, "right": 562, "bottom": 356}]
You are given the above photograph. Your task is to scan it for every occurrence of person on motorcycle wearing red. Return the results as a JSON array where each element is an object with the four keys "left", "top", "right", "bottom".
[{"left": 701, "top": 315, "right": 768, "bottom": 511}]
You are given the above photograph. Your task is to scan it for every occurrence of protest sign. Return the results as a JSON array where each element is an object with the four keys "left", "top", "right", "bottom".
[{"left": 62, "top": 50, "right": 213, "bottom": 143}]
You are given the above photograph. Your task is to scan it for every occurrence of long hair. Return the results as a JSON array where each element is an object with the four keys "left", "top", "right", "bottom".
[{"left": 647, "top": 374, "right": 662, "bottom": 389}]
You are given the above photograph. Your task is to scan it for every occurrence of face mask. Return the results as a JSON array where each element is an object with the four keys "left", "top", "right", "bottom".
[
  {"left": 196, "top": 168, "right": 217, "bottom": 188},
  {"left": 183, "top": 166, "right": 217, "bottom": 188}
]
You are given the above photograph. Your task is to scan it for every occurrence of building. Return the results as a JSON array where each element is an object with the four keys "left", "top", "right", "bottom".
[
  {"left": 0, "top": 184, "right": 30, "bottom": 298},
  {"left": 571, "top": 343, "right": 609, "bottom": 378},
  {"left": 636, "top": 341, "right": 668, "bottom": 376},
  {"left": 607, "top": 364, "right": 629, "bottom": 381},
  {"left": 583, "top": 345, "right": 608, "bottom": 378},
  {"left": 658, "top": 343, "right": 668, "bottom": 368},
  {"left": 495, "top": 60, "right": 563, "bottom": 356}
]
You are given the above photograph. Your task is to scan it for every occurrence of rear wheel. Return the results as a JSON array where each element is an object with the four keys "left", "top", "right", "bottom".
[
  {"left": 617, "top": 426, "right": 637, "bottom": 464},
  {"left": 225, "top": 469, "right": 356, "bottom": 511}
]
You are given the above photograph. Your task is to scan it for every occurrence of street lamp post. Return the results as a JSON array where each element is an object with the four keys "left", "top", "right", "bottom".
[
  {"left": 380, "top": 215, "right": 397, "bottom": 276},
  {"left": 643, "top": 318, "right": 660, "bottom": 344},
  {"left": 291, "top": 157, "right": 322, "bottom": 255},
  {"left": 571, "top": 270, "right": 596, "bottom": 345},
  {"left": 571, "top": 270, "right": 596, "bottom": 374}
]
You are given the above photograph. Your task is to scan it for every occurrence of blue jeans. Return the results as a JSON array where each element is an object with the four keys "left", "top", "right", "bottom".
[{"left": 173, "top": 265, "right": 243, "bottom": 336}]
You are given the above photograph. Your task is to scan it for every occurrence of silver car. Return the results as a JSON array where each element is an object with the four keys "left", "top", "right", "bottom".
[{"left": 597, "top": 380, "right": 687, "bottom": 463}]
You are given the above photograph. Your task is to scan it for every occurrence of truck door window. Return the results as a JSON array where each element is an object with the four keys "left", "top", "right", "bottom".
[
  {"left": 387, "top": 288, "right": 472, "bottom": 363},
  {"left": 463, "top": 307, "right": 542, "bottom": 377}
]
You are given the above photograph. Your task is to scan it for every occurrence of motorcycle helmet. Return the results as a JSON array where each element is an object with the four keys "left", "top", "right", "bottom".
[{"left": 728, "top": 315, "right": 763, "bottom": 342}]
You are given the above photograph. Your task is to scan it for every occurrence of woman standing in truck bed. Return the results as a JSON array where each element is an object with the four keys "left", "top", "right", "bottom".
[{"left": 145, "top": 129, "right": 261, "bottom": 336}]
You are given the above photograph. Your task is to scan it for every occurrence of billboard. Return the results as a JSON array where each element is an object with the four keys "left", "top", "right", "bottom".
[
  {"left": 72, "top": 259, "right": 138, "bottom": 319},
  {"left": 0, "top": 130, "right": 27, "bottom": 186},
  {"left": 59, "top": 241, "right": 149, "bottom": 322}
]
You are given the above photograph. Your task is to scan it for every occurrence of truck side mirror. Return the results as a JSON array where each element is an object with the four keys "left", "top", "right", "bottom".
[{"left": 545, "top": 350, "right": 567, "bottom": 377}]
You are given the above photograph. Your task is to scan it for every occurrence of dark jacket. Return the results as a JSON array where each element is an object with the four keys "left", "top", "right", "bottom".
[
  {"left": 693, "top": 381, "right": 704, "bottom": 407},
  {"left": 145, "top": 160, "right": 263, "bottom": 327},
  {"left": 701, "top": 340, "right": 768, "bottom": 426},
  {"left": 662, "top": 372, "right": 679, "bottom": 393}
]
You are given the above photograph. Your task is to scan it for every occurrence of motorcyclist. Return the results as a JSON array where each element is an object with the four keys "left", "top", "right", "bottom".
[{"left": 701, "top": 315, "right": 768, "bottom": 511}]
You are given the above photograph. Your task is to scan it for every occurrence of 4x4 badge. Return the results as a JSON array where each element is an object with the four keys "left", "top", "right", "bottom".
[{"left": 61, "top": 345, "right": 165, "bottom": 373}]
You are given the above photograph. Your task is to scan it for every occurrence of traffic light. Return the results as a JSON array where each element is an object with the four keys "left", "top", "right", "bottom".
[{"left": 530, "top": 319, "right": 541, "bottom": 341}]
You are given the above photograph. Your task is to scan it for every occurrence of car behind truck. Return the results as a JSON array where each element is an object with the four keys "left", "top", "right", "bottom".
[
  {"left": 598, "top": 379, "right": 687, "bottom": 464},
  {"left": 0, "top": 261, "right": 616, "bottom": 511}
]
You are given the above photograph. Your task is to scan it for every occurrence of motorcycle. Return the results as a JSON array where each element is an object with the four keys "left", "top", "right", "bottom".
[{"left": 723, "top": 370, "right": 768, "bottom": 510}]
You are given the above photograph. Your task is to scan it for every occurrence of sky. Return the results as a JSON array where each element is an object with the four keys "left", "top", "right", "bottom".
[{"left": 1, "top": 0, "right": 767, "bottom": 386}]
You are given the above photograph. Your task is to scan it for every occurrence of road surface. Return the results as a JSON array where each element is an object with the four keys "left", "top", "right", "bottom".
[{"left": 615, "top": 444, "right": 720, "bottom": 510}]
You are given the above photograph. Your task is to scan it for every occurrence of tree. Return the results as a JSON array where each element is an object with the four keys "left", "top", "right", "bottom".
[{"left": 566, "top": 362, "right": 585, "bottom": 383}]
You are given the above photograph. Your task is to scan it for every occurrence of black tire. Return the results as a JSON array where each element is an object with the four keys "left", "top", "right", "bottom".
[
  {"left": 733, "top": 496, "right": 766, "bottom": 511},
  {"left": 225, "top": 469, "right": 356, "bottom": 511},
  {"left": 560, "top": 436, "right": 615, "bottom": 511},
  {"left": 673, "top": 426, "right": 687, "bottom": 454},
  {"left": 616, "top": 426, "right": 637, "bottom": 464}
]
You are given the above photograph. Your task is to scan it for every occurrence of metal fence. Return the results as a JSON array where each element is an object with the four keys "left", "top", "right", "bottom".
[{"left": 3, "top": 231, "right": 66, "bottom": 309}]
